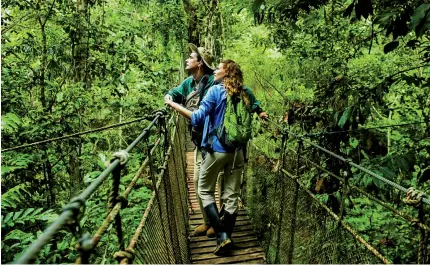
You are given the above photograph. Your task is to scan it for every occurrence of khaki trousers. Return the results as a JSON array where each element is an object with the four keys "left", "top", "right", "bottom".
[
  {"left": 198, "top": 151, "right": 244, "bottom": 214},
  {"left": 193, "top": 148, "right": 209, "bottom": 224}
]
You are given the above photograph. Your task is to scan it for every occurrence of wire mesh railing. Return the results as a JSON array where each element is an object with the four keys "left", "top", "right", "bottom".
[
  {"left": 13, "top": 112, "right": 190, "bottom": 264},
  {"left": 129, "top": 115, "right": 190, "bottom": 264},
  {"left": 245, "top": 130, "right": 429, "bottom": 264}
]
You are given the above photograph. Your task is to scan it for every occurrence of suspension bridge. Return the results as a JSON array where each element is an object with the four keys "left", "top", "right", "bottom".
[{"left": 4, "top": 111, "right": 429, "bottom": 264}]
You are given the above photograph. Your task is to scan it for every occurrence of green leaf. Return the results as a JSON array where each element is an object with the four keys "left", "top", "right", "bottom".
[
  {"left": 383, "top": 41, "right": 399, "bottom": 54},
  {"left": 379, "top": 167, "right": 396, "bottom": 180},
  {"left": 349, "top": 138, "right": 359, "bottom": 148},
  {"left": 31, "top": 208, "right": 44, "bottom": 217},
  {"left": 22, "top": 208, "right": 34, "bottom": 218},
  {"left": 1, "top": 166, "right": 24, "bottom": 176},
  {"left": 13, "top": 211, "right": 23, "bottom": 220},
  {"left": 3, "top": 212, "right": 14, "bottom": 224},
  {"left": 338, "top": 107, "right": 352, "bottom": 128},
  {"left": 56, "top": 92, "right": 64, "bottom": 102},
  {"left": 410, "top": 4, "right": 430, "bottom": 36},
  {"left": 360, "top": 150, "right": 369, "bottom": 160},
  {"left": 4, "top": 229, "right": 33, "bottom": 241}
]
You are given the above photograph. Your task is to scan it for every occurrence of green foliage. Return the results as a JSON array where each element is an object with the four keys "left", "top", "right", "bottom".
[{"left": 1, "top": 0, "right": 429, "bottom": 263}]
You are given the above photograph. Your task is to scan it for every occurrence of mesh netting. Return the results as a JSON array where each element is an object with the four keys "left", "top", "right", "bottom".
[
  {"left": 245, "top": 142, "right": 405, "bottom": 264},
  {"left": 133, "top": 116, "right": 190, "bottom": 264}
]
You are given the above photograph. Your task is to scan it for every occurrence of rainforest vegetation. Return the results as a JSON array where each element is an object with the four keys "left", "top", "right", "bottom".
[{"left": 1, "top": 0, "right": 429, "bottom": 263}]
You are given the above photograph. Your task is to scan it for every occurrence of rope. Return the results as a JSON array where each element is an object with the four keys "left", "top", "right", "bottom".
[
  {"left": 281, "top": 168, "right": 391, "bottom": 264},
  {"left": 304, "top": 121, "right": 427, "bottom": 137},
  {"left": 2, "top": 115, "right": 157, "bottom": 152},
  {"left": 113, "top": 248, "right": 136, "bottom": 263},
  {"left": 79, "top": 139, "right": 162, "bottom": 263},
  {"left": 274, "top": 133, "right": 287, "bottom": 264},
  {"left": 301, "top": 155, "right": 430, "bottom": 232},
  {"left": 279, "top": 128, "right": 430, "bottom": 206},
  {"left": 417, "top": 205, "right": 426, "bottom": 264},
  {"left": 13, "top": 113, "right": 163, "bottom": 264},
  {"left": 403, "top": 187, "right": 427, "bottom": 206},
  {"left": 108, "top": 159, "right": 125, "bottom": 251}
]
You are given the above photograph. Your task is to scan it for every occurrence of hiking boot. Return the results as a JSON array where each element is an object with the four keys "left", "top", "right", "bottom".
[
  {"left": 204, "top": 203, "right": 231, "bottom": 255},
  {"left": 223, "top": 211, "right": 237, "bottom": 239},
  {"left": 206, "top": 204, "right": 224, "bottom": 238},
  {"left": 193, "top": 223, "right": 210, "bottom": 236},
  {"left": 206, "top": 226, "right": 215, "bottom": 238}
]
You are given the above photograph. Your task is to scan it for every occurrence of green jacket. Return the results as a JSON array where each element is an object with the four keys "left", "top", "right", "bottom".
[{"left": 168, "top": 75, "right": 263, "bottom": 113}]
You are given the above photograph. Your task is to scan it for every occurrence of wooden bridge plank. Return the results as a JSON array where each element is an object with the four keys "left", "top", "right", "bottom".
[
  {"left": 189, "top": 211, "right": 247, "bottom": 220},
  {"left": 186, "top": 151, "right": 265, "bottom": 264},
  {"left": 190, "top": 217, "right": 250, "bottom": 225},
  {"left": 190, "top": 230, "right": 257, "bottom": 242},
  {"left": 237, "top": 258, "right": 265, "bottom": 264},
  {"left": 190, "top": 235, "right": 258, "bottom": 249},
  {"left": 195, "top": 253, "right": 265, "bottom": 264},
  {"left": 192, "top": 247, "right": 264, "bottom": 262},
  {"left": 191, "top": 241, "right": 261, "bottom": 254},
  {"left": 189, "top": 224, "right": 254, "bottom": 234}
]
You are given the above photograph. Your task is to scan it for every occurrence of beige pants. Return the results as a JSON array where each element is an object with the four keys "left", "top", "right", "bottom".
[
  {"left": 198, "top": 151, "right": 244, "bottom": 214},
  {"left": 194, "top": 149, "right": 227, "bottom": 224},
  {"left": 194, "top": 148, "right": 209, "bottom": 224}
]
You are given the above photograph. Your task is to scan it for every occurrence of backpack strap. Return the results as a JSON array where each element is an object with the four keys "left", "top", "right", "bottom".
[
  {"left": 197, "top": 75, "right": 210, "bottom": 105},
  {"left": 202, "top": 116, "right": 214, "bottom": 153}
]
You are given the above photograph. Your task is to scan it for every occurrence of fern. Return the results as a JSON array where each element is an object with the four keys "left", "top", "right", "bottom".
[
  {"left": 1, "top": 182, "right": 32, "bottom": 210},
  {"left": 2, "top": 208, "right": 58, "bottom": 228}
]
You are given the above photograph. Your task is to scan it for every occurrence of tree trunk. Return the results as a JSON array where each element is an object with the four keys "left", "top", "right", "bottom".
[
  {"left": 38, "top": 19, "right": 47, "bottom": 109},
  {"left": 183, "top": 0, "right": 200, "bottom": 46},
  {"left": 73, "top": 0, "right": 89, "bottom": 84},
  {"left": 43, "top": 156, "right": 55, "bottom": 207}
]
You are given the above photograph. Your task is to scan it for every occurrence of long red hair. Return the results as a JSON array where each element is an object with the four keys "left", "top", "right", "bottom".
[{"left": 221, "top": 60, "right": 250, "bottom": 107}]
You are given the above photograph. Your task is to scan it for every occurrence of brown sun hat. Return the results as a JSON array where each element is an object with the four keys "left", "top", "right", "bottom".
[{"left": 188, "top": 43, "right": 216, "bottom": 70}]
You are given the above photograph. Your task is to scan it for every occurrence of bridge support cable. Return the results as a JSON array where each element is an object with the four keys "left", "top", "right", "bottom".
[
  {"left": 2, "top": 115, "right": 157, "bottom": 152},
  {"left": 14, "top": 112, "right": 165, "bottom": 264},
  {"left": 131, "top": 115, "right": 190, "bottom": 264},
  {"left": 248, "top": 119, "right": 428, "bottom": 264},
  {"left": 304, "top": 120, "right": 427, "bottom": 138},
  {"left": 302, "top": 156, "right": 430, "bottom": 232},
  {"left": 280, "top": 168, "right": 391, "bottom": 264},
  {"left": 277, "top": 127, "right": 430, "bottom": 206},
  {"left": 247, "top": 142, "right": 387, "bottom": 263}
]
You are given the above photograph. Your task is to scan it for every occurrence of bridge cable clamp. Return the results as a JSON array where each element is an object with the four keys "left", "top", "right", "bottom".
[{"left": 111, "top": 150, "right": 129, "bottom": 166}]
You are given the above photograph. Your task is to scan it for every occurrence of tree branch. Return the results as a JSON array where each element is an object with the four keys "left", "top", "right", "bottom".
[{"left": 42, "top": 0, "right": 57, "bottom": 28}]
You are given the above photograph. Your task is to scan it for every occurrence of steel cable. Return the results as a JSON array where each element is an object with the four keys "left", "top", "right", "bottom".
[
  {"left": 13, "top": 113, "right": 164, "bottom": 264},
  {"left": 3, "top": 115, "right": 157, "bottom": 152}
]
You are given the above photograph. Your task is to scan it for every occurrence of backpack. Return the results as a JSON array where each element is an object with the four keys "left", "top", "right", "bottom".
[
  {"left": 215, "top": 93, "right": 252, "bottom": 151},
  {"left": 184, "top": 75, "right": 209, "bottom": 146}
]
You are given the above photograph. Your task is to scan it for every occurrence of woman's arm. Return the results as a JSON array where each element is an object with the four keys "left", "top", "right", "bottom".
[{"left": 164, "top": 99, "right": 192, "bottom": 119}]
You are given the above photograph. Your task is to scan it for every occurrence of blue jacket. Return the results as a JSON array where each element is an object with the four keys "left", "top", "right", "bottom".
[
  {"left": 191, "top": 84, "right": 258, "bottom": 153},
  {"left": 191, "top": 84, "right": 227, "bottom": 152}
]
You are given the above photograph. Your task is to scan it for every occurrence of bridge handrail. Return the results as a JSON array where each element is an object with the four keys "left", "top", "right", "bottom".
[
  {"left": 264, "top": 117, "right": 430, "bottom": 206},
  {"left": 13, "top": 111, "right": 166, "bottom": 264}
]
